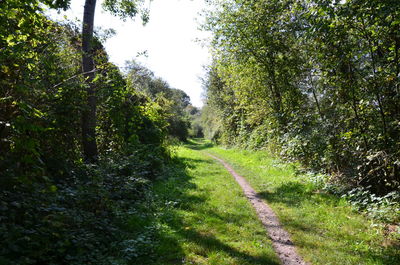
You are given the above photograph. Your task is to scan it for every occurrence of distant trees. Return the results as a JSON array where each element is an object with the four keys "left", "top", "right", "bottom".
[
  {"left": 126, "top": 61, "right": 192, "bottom": 141},
  {"left": 186, "top": 105, "right": 204, "bottom": 138},
  {"left": 202, "top": 0, "right": 400, "bottom": 194}
]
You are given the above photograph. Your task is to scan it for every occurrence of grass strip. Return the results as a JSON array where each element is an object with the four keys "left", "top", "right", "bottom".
[
  {"left": 204, "top": 142, "right": 399, "bottom": 265},
  {"left": 150, "top": 145, "right": 281, "bottom": 264}
]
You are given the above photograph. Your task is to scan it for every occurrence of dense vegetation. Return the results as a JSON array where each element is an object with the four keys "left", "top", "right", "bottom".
[
  {"left": 201, "top": 0, "right": 400, "bottom": 201},
  {"left": 0, "top": 1, "right": 192, "bottom": 264},
  {"left": 1, "top": 0, "right": 399, "bottom": 264}
]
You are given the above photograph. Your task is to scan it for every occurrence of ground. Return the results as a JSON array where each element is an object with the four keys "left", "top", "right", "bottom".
[{"left": 140, "top": 140, "right": 400, "bottom": 265}]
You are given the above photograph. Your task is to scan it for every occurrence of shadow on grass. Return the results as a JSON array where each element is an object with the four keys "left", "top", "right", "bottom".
[
  {"left": 257, "top": 182, "right": 336, "bottom": 207},
  {"left": 257, "top": 182, "right": 400, "bottom": 265},
  {"left": 148, "top": 142, "right": 279, "bottom": 265},
  {"left": 179, "top": 157, "right": 214, "bottom": 170},
  {"left": 185, "top": 138, "right": 214, "bottom": 151},
  {"left": 178, "top": 225, "right": 279, "bottom": 265}
]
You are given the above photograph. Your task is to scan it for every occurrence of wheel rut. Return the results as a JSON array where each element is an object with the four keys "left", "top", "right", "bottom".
[{"left": 206, "top": 153, "right": 308, "bottom": 265}]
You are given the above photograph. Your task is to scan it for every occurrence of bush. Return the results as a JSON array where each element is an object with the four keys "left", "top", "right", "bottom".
[{"left": 0, "top": 147, "right": 167, "bottom": 265}]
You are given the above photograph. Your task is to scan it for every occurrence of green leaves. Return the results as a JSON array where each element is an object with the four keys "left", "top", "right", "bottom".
[
  {"left": 202, "top": 0, "right": 400, "bottom": 196},
  {"left": 102, "top": 0, "right": 149, "bottom": 22},
  {"left": 0, "top": 1, "right": 175, "bottom": 263},
  {"left": 123, "top": 61, "right": 191, "bottom": 142}
]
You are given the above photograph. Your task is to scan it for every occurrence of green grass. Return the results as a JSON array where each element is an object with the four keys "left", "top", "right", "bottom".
[
  {"left": 202, "top": 142, "right": 400, "bottom": 265},
  {"left": 150, "top": 144, "right": 281, "bottom": 265}
]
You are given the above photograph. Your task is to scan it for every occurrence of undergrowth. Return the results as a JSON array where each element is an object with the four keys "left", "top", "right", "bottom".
[
  {"left": 298, "top": 170, "right": 400, "bottom": 225},
  {"left": 0, "top": 145, "right": 168, "bottom": 265}
]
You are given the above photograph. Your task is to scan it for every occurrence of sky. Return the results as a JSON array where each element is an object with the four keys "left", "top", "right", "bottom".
[{"left": 47, "top": 0, "right": 211, "bottom": 107}]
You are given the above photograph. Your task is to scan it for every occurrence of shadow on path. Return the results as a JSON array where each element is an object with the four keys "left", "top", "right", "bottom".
[{"left": 149, "top": 141, "right": 279, "bottom": 264}]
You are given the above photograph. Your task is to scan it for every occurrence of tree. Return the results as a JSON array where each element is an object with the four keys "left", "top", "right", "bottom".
[
  {"left": 81, "top": 0, "right": 148, "bottom": 162},
  {"left": 81, "top": 0, "right": 98, "bottom": 162},
  {"left": 202, "top": 0, "right": 400, "bottom": 194},
  {"left": 125, "top": 61, "right": 192, "bottom": 141},
  {"left": 0, "top": 3, "right": 171, "bottom": 261}
]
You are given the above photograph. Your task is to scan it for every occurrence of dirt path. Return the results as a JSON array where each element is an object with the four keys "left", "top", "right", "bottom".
[{"left": 206, "top": 153, "right": 308, "bottom": 265}]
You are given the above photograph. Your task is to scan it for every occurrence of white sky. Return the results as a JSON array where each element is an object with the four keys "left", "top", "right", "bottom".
[{"left": 47, "top": 0, "right": 211, "bottom": 107}]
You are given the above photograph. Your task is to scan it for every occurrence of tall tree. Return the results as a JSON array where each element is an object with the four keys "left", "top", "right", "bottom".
[
  {"left": 82, "top": 0, "right": 98, "bottom": 162},
  {"left": 80, "top": 0, "right": 148, "bottom": 162}
]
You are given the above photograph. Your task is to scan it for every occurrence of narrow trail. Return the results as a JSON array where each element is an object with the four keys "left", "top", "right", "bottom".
[{"left": 206, "top": 152, "right": 308, "bottom": 265}]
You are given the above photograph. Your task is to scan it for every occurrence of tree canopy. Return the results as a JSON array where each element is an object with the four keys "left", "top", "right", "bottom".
[{"left": 201, "top": 0, "right": 400, "bottom": 195}]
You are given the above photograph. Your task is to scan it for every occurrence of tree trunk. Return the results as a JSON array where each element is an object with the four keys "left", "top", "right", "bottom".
[
  {"left": 309, "top": 73, "right": 323, "bottom": 120},
  {"left": 82, "top": 0, "right": 98, "bottom": 162}
]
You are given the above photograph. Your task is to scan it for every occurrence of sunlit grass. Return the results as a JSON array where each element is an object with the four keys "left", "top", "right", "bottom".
[
  {"left": 151, "top": 145, "right": 280, "bottom": 264},
  {"left": 206, "top": 145, "right": 400, "bottom": 265}
]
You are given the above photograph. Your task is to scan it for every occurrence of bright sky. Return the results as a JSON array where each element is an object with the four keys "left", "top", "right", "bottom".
[{"left": 47, "top": 0, "right": 211, "bottom": 107}]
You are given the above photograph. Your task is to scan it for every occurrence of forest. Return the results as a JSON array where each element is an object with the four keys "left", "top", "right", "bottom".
[{"left": 1, "top": 0, "right": 399, "bottom": 264}]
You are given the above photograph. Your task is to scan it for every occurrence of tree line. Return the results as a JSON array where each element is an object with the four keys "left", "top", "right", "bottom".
[
  {"left": 0, "top": 0, "right": 194, "bottom": 263},
  {"left": 201, "top": 0, "right": 400, "bottom": 196}
]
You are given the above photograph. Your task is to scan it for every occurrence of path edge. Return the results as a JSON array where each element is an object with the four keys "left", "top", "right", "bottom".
[{"left": 205, "top": 152, "right": 309, "bottom": 265}]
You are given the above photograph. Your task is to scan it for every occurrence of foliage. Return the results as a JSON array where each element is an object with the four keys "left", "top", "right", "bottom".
[
  {"left": 201, "top": 0, "right": 400, "bottom": 196},
  {"left": 344, "top": 187, "right": 400, "bottom": 223},
  {"left": 102, "top": 0, "right": 150, "bottom": 23},
  {"left": 0, "top": 153, "right": 156, "bottom": 265},
  {"left": 125, "top": 61, "right": 192, "bottom": 141},
  {"left": 186, "top": 105, "right": 204, "bottom": 138},
  {"left": 0, "top": 2, "right": 190, "bottom": 264},
  {"left": 1, "top": 2, "right": 83, "bottom": 184},
  {"left": 80, "top": 0, "right": 150, "bottom": 162}
]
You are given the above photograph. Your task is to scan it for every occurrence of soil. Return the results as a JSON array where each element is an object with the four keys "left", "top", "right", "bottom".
[{"left": 207, "top": 153, "right": 308, "bottom": 265}]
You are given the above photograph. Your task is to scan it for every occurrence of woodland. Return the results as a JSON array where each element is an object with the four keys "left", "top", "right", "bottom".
[{"left": 0, "top": 0, "right": 399, "bottom": 264}]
